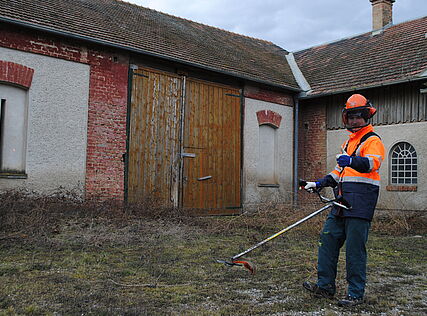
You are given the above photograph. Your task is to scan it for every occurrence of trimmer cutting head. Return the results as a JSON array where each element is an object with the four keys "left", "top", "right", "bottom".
[{"left": 216, "top": 259, "right": 256, "bottom": 274}]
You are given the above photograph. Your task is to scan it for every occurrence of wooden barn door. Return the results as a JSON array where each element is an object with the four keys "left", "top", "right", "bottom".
[
  {"left": 127, "top": 68, "right": 183, "bottom": 206},
  {"left": 127, "top": 68, "right": 241, "bottom": 214},
  {"left": 181, "top": 79, "right": 241, "bottom": 214}
]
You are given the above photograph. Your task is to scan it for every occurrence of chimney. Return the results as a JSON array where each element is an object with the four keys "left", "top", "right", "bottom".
[{"left": 370, "top": 0, "right": 395, "bottom": 30}]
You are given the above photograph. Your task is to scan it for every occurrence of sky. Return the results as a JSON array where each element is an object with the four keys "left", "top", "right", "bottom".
[{"left": 125, "top": 0, "right": 427, "bottom": 52}]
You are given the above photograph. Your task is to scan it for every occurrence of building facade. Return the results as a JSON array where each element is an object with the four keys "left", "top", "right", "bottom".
[
  {"left": 295, "top": 1, "right": 427, "bottom": 211},
  {"left": 0, "top": 0, "right": 299, "bottom": 214},
  {"left": 1, "top": 0, "right": 426, "bottom": 212}
]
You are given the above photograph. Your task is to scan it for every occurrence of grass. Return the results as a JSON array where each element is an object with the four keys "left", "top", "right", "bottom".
[{"left": 0, "top": 190, "right": 426, "bottom": 315}]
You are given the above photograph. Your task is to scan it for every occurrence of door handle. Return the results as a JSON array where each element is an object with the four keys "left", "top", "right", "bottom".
[
  {"left": 181, "top": 153, "right": 196, "bottom": 158},
  {"left": 197, "top": 176, "right": 212, "bottom": 181}
]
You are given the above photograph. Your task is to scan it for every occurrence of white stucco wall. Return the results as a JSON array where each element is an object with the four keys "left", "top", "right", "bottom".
[
  {"left": 327, "top": 121, "right": 427, "bottom": 211},
  {"left": 0, "top": 47, "right": 90, "bottom": 195},
  {"left": 243, "top": 98, "right": 294, "bottom": 209}
]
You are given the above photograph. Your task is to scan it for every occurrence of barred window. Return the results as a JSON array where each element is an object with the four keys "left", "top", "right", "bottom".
[{"left": 390, "top": 142, "right": 417, "bottom": 185}]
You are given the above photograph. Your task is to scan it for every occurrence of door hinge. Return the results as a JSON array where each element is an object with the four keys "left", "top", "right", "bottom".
[{"left": 225, "top": 93, "right": 241, "bottom": 98}]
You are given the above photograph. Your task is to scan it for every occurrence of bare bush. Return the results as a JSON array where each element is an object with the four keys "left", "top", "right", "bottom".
[
  {"left": 372, "top": 209, "right": 427, "bottom": 235},
  {"left": 0, "top": 189, "right": 425, "bottom": 243}
]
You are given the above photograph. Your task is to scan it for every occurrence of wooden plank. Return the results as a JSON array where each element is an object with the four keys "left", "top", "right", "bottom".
[
  {"left": 182, "top": 78, "right": 241, "bottom": 213},
  {"left": 127, "top": 68, "right": 182, "bottom": 205},
  {"left": 325, "top": 83, "right": 427, "bottom": 130}
]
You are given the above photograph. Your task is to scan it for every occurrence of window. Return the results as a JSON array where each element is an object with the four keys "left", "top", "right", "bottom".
[
  {"left": 256, "top": 110, "right": 282, "bottom": 187},
  {"left": 0, "top": 84, "right": 28, "bottom": 177},
  {"left": 258, "top": 124, "right": 278, "bottom": 185},
  {"left": 390, "top": 142, "right": 417, "bottom": 185}
]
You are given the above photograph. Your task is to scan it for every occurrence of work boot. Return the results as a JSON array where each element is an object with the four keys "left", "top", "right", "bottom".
[
  {"left": 337, "top": 295, "right": 364, "bottom": 307},
  {"left": 302, "top": 281, "right": 334, "bottom": 299}
]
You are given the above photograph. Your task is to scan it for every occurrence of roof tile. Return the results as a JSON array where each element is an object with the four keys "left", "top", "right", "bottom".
[
  {"left": 0, "top": 0, "right": 299, "bottom": 90},
  {"left": 294, "top": 17, "right": 427, "bottom": 96}
]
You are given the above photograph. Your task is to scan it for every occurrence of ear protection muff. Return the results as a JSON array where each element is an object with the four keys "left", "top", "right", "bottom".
[{"left": 366, "top": 100, "right": 377, "bottom": 118}]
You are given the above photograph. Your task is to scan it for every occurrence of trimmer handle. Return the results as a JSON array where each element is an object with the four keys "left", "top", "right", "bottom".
[
  {"left": 299, "top": 179, "right": 322, "bottom": 194},
  {"left": 298, "top": 179, "right": 308, "bottom": 188},
  {"left": 299, "top": 179, "right": 350, "bottom": 209}
]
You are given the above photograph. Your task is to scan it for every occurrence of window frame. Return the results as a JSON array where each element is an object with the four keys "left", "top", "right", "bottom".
[
  {"left": 386, "top": 141, "right": 417, "bottom": 192},
  {"left": 0, "top": 85, "right": 29, "bottom": 179},
  {"left": 257, "top": 123, "right": 279, "bottom": 187}
]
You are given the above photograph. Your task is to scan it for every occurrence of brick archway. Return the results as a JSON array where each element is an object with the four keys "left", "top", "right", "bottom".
[
  {"left": 256, "top": 110, "right": 282, "bottom": 128},
  {"left": 0, "top": 61, "right": 34, "bottom": 89}
]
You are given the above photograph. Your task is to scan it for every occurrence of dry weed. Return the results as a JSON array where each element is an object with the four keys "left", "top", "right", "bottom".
[{"left": 0, "top": 189, "right": 425, "bottom": 243}]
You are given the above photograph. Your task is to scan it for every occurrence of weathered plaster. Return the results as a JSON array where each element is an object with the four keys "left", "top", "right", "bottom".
[
  {"left": 243, "top": 97, "right": 294, "bottom": 209},
  {"left": 327, "top": 121, "right": 427, "bottom": 211},
  {"left": 0, "top": 47, "right": 90, "bottom": 195}
]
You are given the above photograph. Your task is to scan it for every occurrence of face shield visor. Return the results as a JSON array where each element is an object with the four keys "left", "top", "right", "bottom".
[{"left": 342, "top": 105, "right": 376, "bottom": 132}]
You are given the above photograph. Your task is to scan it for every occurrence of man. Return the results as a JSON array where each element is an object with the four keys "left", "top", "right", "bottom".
[{"left": 302, "top": 94, "right": 385, "bottom": 307}]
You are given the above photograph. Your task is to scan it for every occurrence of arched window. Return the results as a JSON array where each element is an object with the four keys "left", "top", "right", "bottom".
[
  {"left": 258, "top": 124, "right": 278, "bottom": 185},
  {"left": 390, "top": 142, "right": 417, "bottom": 185},
  {"left": 0, "top": 61, "right": 33, "bottom": 178},
  {"left": 256, "top": 110, "right": 282, "bottom": 186},
  {"left": 0, "top": 84, "right": 29, "bottom": 176}
]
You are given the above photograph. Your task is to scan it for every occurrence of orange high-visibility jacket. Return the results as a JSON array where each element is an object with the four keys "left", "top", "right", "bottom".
[
  {"left": 329, "top": 125, "right": 385, "bottom": 186},
  {"left": 323, "top": 124, "right": 385, "bottom": 220}
]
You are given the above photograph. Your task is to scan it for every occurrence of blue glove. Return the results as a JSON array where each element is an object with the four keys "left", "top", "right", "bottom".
[{"left": 337, "top": 154, "right": 352, "bottom": 167}]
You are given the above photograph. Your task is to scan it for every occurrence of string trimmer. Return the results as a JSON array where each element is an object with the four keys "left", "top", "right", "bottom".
[{"left": 216, "top": 180, "right": 351, "bottom": 274}]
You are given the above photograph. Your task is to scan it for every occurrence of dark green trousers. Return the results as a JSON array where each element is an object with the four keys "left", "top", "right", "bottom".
[{"left": 317, "top": 213, "right": 371, "bottom": 299}]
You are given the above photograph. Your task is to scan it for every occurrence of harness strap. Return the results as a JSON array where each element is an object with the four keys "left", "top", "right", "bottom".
[
  {"left": 344, "top": 131, "right": 380, "bottom": 157},
  {"left": 337, "top": 131, "right": 381, "bottom": 214}
]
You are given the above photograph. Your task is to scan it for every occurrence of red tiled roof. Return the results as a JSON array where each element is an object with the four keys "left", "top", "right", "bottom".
[
  {"left": 294, "top": 17, "right": 427, "bottom": 96},
  {"left": 0, "top": 0, "right": 300, "bottom": 90}
]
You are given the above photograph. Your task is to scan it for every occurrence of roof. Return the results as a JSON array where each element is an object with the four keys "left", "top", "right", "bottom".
[
  {"left": 0, "top": 0, "right": 300, "bottom": 91},
  {"left": 294, "top": 17, "right": 427, "bottom": 97}
]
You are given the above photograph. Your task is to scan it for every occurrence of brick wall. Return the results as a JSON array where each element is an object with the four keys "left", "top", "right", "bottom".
[
  {"left": 244, "top": 85, "right": 294, "bottom": 106},
  {"left": 298, "top": 98, "right": 327, "bottom": 204},
  {"left": 0, "top": 26, "right": 129, "bottom": 200},
  {"left": 85, "top": 51, "right": 128, "bottom": 200}
]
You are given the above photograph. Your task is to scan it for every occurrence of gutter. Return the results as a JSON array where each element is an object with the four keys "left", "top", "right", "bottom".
[
  {"left": 0, "top": 16, "right": 301, "bottom": 92},
  {"left": 292, "top": 94, "right": 300, "bottom": 207},
  {"left": 285, "top": 53, "right": 311, "bottom": 207},
  {"left": 299, "top": 75, "right": 427, "bottom": 99},
  {"left": 419, "top": 68, "right": 427, "bottom": 77}
]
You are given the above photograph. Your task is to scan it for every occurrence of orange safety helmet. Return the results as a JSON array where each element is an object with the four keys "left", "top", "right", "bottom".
[{"left": 342, "top": 94, "right": 377, "bottom": 130}]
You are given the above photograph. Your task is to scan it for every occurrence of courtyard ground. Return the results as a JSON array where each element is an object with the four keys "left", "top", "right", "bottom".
[{"left": 0, "top": 191, "right": 425, "bottom": 315}]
